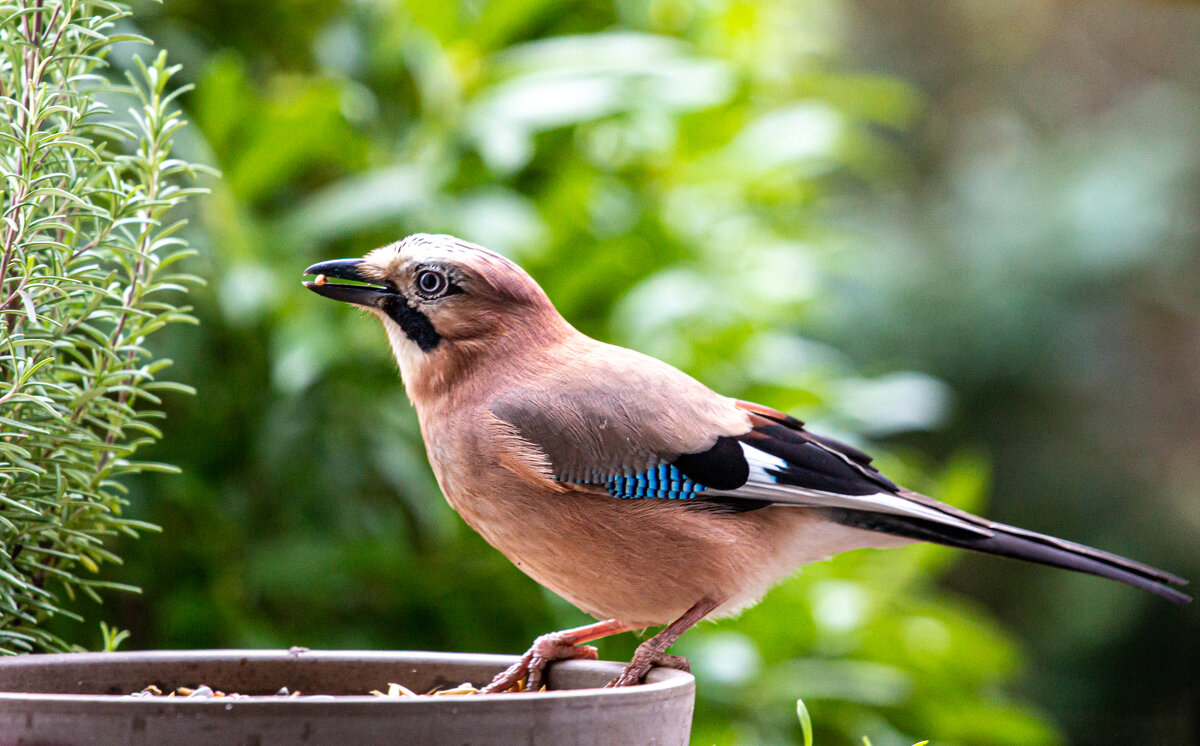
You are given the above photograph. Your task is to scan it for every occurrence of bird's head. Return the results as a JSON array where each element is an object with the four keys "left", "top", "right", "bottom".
[{"left": 304, "top": 233, "right": 569, "bottom": 395}]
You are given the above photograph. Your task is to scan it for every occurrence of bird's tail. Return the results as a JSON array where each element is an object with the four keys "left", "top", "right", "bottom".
[{"left": 830, "top": 503, "right": 1192, "bottom": 605}]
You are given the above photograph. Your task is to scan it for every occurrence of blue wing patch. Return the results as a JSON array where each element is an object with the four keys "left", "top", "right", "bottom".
[{"left": 566, "top": 463, "right": 708, "bottom": 500}]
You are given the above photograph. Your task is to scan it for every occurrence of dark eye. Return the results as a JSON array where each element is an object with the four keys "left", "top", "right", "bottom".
[{"left": 415, "top": 269, "right": 449, "bottom": 297}]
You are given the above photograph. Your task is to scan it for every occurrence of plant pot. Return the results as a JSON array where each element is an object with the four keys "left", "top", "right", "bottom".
[{"left": 0, "top": 649, "right": 694, "bottom": 745}]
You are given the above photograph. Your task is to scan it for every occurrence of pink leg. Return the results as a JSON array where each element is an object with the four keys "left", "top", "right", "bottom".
[
  {"left": 606, "top": 597, "right": 720, "bottom": 688},
  {"left": 483, "top": 618, "right": 641, "bottom": 694}
]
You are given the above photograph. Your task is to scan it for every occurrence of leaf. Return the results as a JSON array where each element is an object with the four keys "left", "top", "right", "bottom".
[
  {"left": 279, "top": 165, "right": 436, "bottom": 245},
  {"left": 797, "top": 698, "right": 813, "bottom": 746},
  {"left": 18, "top": 289, "right": 37, "bottom": 323}
]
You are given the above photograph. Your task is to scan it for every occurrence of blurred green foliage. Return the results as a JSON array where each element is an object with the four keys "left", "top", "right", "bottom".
[
  {"left": 35, "top": 0, "right": 1199, "bottom": 743},
  {"left": 828, "top": 4, "right": 1200, "bottom": 743}
]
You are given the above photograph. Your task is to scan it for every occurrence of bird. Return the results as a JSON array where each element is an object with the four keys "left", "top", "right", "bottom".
[{"left": 303, "top": 233, "right": 1191, "bottom": 692}]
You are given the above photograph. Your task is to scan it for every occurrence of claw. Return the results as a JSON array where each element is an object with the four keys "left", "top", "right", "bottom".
[
  {"left": 606, "top": 650, "right": 691, "bottom": 688},
  {"left": 478, "top": 618, "right": 641, "bottom": 694},
  {"left": 652, "top": 653, "right": 691, "bottom": 673},
  {"left": 482, "top": 632, "right": 598, "bottom": 694}
]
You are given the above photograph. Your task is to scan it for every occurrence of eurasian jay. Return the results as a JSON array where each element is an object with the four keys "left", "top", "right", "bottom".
[{"left": 304, "top": 233, "right": 1190, "bottom": 692}]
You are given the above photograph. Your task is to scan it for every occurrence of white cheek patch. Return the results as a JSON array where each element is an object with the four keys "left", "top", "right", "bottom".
[{"left": 375, "top": 311, "right": 426, "bottom": 383}]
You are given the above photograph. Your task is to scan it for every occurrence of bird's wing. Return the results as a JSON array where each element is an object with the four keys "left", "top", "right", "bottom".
[
  {"left": 492, "top": 384, "right": 1190, "bottom": 604},
  {"left": 487, "top": 356, "right": 749, "bottom": 490},
  {"left": 489, "top": 366, "right": 988, "bottom": 535}
]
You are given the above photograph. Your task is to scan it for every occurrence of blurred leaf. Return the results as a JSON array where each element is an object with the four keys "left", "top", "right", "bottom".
[
  {"left": 798, "top": 698, "right": 814, "bottom": 746},
  {"left": 280, "top": 165, "right": 438, "bottom": 246}
]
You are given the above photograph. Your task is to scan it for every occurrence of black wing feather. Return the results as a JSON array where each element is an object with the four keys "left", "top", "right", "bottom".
[
  {"left": 671, "top": 435, "right": 748, "bottom": 490},
  {"left": 693, "top": 403, "right": 1192, "bottom": 604},
  {"left": 741, "top": 422, "right": 899, "bottom": 494}
]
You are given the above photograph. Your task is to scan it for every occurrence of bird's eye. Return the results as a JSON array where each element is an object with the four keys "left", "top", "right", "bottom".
[{"left": 415, "top": 269, "right": 449, "bottom": 298}]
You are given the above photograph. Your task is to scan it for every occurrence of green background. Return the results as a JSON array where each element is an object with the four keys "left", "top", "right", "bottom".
[{"left": 56, "top": 1, "right": 1200, "bottom": 743}]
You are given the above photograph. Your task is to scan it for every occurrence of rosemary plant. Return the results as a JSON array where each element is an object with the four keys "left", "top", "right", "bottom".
[{"left": 0, "top": 1, "right": 203, "bottom": 653}]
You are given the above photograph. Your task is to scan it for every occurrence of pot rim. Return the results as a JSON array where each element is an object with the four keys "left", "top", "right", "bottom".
[{"left": 0, "top": 649, "right": 693, "bottom": 706}]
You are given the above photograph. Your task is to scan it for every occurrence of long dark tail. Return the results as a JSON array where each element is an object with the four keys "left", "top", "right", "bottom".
[{"left": 831, "top": 508, "right": 1192, "bottom": 605}]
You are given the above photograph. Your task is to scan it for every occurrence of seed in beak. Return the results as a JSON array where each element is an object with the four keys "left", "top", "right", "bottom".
[{"left": 315, "top": 274, "right": 327, "bottom": 286}]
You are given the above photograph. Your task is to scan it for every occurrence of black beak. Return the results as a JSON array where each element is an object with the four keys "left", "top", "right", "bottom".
[{"left": 303, "top": 259, "right": 393, "bottom": 307}]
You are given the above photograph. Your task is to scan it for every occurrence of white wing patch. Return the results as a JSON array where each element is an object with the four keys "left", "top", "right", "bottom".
[{"left": 704, "top": 442, "right": 993, "bottom": 538}]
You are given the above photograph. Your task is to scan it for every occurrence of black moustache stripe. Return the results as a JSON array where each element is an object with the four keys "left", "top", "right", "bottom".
[{"left": 381, "top": 294, "right": 441, "bottom": 352}]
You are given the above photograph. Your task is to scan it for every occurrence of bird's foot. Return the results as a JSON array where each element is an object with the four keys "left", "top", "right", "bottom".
[
  {"left": 605, "top": 598, "right": 717, "bottom": 687},
  {"left": 482, "top": 632, "right": 599, "bottom": 694},
  {"left": 606, "top": 647, "right": 691, "bottom": 687}
]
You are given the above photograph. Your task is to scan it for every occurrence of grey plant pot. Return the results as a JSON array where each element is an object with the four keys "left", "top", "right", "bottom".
[{"left": 0, "top": 649, "right": 694, "bottom": 745}]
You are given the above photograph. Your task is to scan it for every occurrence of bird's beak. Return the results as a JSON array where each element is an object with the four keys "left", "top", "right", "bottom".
[{"left": 303, "top": 259, "right": 393, "bottom": 307}]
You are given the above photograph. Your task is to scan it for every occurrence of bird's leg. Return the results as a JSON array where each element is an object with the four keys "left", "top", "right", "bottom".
[
  {"left": 606, "top": 597, "right": 720, "bottom": 688},
  {"left": 482, "top": 618, "right": 640, "bottom": 694}
]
